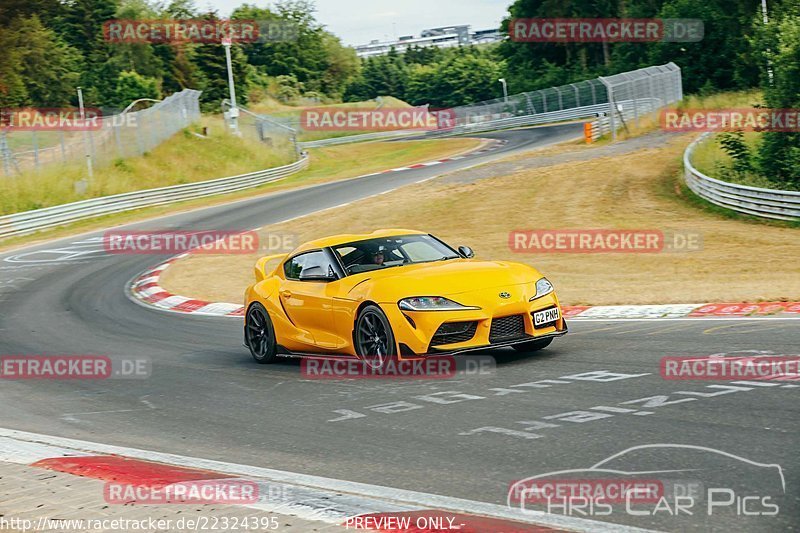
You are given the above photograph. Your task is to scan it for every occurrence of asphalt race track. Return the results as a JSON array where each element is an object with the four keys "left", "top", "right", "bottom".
[{"left": 1, "top": 124, "right": 798, "bottom": 532}]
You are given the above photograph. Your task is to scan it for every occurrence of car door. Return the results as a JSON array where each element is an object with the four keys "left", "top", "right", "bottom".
[{"left": 281, "top": 249, "right": 347, "bottom": 350}]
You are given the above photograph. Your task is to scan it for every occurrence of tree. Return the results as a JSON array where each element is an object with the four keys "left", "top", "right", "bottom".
[
  {"left": 648, "top": 0, "right": 751, "bottom": 93},
  {"left": 406, "top": 52, "right": 503, "bottom": 107},
  {"left": 232, "top": 0, "right": 357, "bottom": 100},
  {"left": 7, "top": 16, "right": 82, "bottom": 106},
  {"left": 114, "top": 70, "right": 160, "bottom": 106},
  {"left": 191, "top": 13, "right": 254, "bottom": 111},
  {"left": 59, "top": 0, "right": 122, "bottom": 105},
  {"left": 756, "top": 12, "right": 800, "bottom": 188}
]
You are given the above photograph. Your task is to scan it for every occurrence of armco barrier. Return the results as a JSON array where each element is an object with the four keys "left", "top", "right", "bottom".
[
  {"left": 0, "top": 153, "right": 309, "bottom": 240},
  {"left": 684, "top": 133, "right": 800, "bottom": 221},
  {"left": 299, "top": 129, "right": 421, "bottom": 149},
  {"left": 281, "top": 63, "right": 682, "bottom": 147}
]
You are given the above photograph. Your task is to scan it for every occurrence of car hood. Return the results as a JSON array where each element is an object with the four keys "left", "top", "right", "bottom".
[{"left": 341, "top": 259, "right": 543, "bottom": 302}]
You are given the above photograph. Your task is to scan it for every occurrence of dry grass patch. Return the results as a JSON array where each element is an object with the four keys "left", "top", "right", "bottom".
[{"left": 161, "top": 134, "right": 800, "bottom": 306}]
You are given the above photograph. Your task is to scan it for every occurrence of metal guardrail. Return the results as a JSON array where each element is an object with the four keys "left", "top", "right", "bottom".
[
  {"left": 299, "top": 129, "right": 422, "bottom": 149},
  {"left": 684, "top": 133, "right": 800, "bottom": 221},
  {"left": 300, "top": 100, "right": 660, "bottom": 147},
  {"left": 266, "top": 64, "right": 682, "bottom": 149},
  {"left": 425, "top": 105, "right": 612, "bottom": 137},
  {"left": 0, "top": 153, "right": 310, "bottom": 240}
]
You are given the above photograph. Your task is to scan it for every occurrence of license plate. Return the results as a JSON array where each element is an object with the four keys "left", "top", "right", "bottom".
[{"left": 534, "top": 307, "right": 560, "bottom": 327}]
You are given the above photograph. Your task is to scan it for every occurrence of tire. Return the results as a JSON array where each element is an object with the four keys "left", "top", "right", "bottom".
[
  {"left": 512, "top": 337, "right": 553, "bottom": 353},
  {"left": 245, "top": 303, "right": 279, "bottom": 364},
  {"left": 354, "top": 305, "right": 396, "bottom": 368}
]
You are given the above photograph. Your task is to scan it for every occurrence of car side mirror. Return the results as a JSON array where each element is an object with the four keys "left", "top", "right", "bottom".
[
  {"left": 458, "top": 245, "right": 475, "bottom": 259},
  {"left": 299, "top": 265, "right": 337, "bottom": 282}
]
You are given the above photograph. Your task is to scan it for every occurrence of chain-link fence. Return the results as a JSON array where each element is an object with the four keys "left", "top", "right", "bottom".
[
  {"left": 599, "top": 63, "right": 682, "bottom": 139},
  {"left": 1, "top": 89, "right": 201, "bottom": 176},
  {"left": 440, "top": 62, "right": 682, "bottom": 138},
  {"left": 221, "top": 100, "right": 300, "bottom": 162}
]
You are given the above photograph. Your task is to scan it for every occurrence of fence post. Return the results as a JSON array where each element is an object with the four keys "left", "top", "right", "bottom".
[
  {"left": 599, "top": 76, "right": 616, "bottom": 141},
  {"left": 59, "top": 130, "right": 66, "bottom": 163},
  {"left": 525, "top": 93, "right": 535, "bottom": 114},
  {"left": 113, "top": 121, "right": 123, "bottom": 158},
  {"left": 32, "top": 131, "right": 40, "bottom": 170}
]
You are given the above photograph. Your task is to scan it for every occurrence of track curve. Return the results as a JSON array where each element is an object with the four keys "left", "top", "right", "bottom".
[{"left": 1, "top": 123, "right": 797, "bottom": 532}]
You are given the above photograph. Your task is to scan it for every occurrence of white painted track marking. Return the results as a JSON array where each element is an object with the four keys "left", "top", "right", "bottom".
[{"left": 0, "top": 427, "right": 654, "bottom": 532}]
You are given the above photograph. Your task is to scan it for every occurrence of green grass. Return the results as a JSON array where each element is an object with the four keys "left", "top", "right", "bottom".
[
  {"left": 0, "top": 117, "right": 295, "bottom": 215},
  {"left": 690, "top": 132, "right": 800, "bottom": 191},
  {"left": 248, "top": 96, "right": 414, "bottom": 142},
  {"left": 0, "top": 135, "right": 480, "bottom": 250},
  {"left": 675, "top": 90, "right": 764, "bottom": 111}
]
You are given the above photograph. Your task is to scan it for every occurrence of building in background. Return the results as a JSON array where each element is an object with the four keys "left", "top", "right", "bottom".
[{"left": 354, "top": 25, "right": 502, "bottom": 58}]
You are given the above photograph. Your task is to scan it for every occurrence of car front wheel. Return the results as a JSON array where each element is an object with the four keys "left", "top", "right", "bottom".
[
  {"left": 245, "top": 303, "right": 279, "bottom": 364},
  {"left": 354, "top": 304, "right": 396, "bottom": 368}
]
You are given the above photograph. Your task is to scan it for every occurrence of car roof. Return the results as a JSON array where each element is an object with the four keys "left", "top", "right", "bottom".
[{"left": 292, "top": 229, "right": 427, "bottom": 254}]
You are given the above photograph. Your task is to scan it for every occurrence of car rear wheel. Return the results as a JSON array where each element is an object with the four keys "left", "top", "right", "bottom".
[
  {"left": 512, "top": 337, "right": 553, "bottom": 353},
  {"left": 246, "top": 303, "right": 279, "bottom": 364},
  {"left": 354, "top": 305, "right": 396, "bottom": 368}
]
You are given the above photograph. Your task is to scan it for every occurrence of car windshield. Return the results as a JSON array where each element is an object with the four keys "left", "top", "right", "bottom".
[{"left": 333, "top": 234, "right": 460, "bottom": 275}]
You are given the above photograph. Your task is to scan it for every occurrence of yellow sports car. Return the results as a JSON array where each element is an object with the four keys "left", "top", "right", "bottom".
[{"left": 244, "top": 229, "right": 567, "bottom": 364}]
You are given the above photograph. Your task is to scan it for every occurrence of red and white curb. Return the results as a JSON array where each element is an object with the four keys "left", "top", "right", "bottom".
[
  {"left": 130, "top": 262, "right": 800, "bottom": 321},
  {"left": 128, "top": 255, "right": 246, "bottom": 317},
  {"left": 125, "top": 136, "right": 799, "bottom": 322},
  {"left": 0, "top": 427, "right": 648, "bottom": 532},
  {"left": 360, "top": 139, "right": 508, "bottom": 176}
]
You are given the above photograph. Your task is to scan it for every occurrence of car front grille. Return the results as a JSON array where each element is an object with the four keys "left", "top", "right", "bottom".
[
  {"left": 489, "top": 314, "right": 526, "bottom": 343},
  {"left": 431, "top": 321, "right": 478, "bottom": 346}
]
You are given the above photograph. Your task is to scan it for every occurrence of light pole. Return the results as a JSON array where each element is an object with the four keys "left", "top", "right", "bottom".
[
  {"left": 77, "top": 87, "right": 94, "bottom": 180},
  {"left": 498, "top": 78, "right": 509, "bottom": 104},
  {"left": 761, "top": 0, "right": 774, "bottom": 85},
  {"left": 222, "top": 38, "right": 240, "bottom": 135}
]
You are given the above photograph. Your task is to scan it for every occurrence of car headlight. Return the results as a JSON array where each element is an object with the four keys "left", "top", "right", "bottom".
[
  {"left": 529, "top": 278, "right": 554, "bottom": 301},
  {"left": 398, "top": 297, "right": 480, "bottom": 311}
]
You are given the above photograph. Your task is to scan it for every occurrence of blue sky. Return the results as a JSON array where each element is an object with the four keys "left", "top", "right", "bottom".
[{"left": 200, "top": 0, "right": 510, "bottom": 45}]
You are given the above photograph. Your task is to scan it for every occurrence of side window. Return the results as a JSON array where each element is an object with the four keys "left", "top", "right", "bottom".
[
  {"left": 284, "top": 251, "right": 337, "bottom": 281},
  {"left": 400, "top": 241, "right": 444, "bottom": 262}
]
